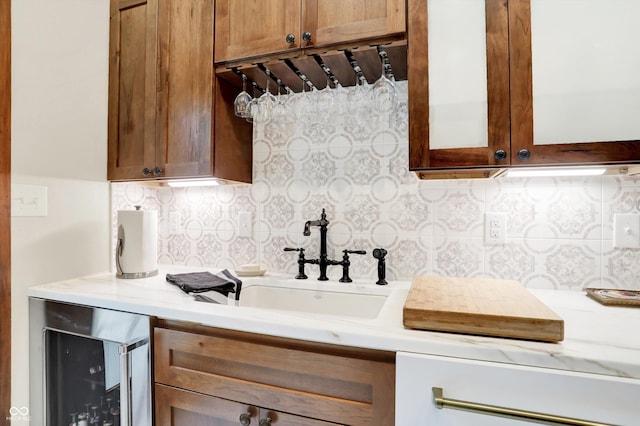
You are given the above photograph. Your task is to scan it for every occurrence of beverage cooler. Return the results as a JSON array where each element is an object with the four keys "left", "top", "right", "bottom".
[{"left": 29, "top": 298, "right": 152, "bottom": 426}]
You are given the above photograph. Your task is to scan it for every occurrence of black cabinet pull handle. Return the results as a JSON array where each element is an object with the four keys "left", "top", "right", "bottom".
[
  {"left": 494, "top": 149, "right": 507, "bottom": 161},
  {"left": 302, "top": 31, "right": 312, "bottom": 42},
  {"left": 285, "top": 33, "right": 295, "bottom": 43},
  {"left": 517, "top": 149, "right": 531, "bottom": 161}
]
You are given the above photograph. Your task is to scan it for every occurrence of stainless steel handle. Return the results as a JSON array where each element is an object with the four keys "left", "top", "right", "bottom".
[
  {"left": 259, "top": 417, "right": 272, "bottom": 426},
  {"left": 119, "top": 338, "right": 149, "bottom": 426},
  {"left": 239, "top": 412, "right": 251, "bottom": 425},
  {"left": 432, "top": 387, "right": 612, "bottom": 426}
]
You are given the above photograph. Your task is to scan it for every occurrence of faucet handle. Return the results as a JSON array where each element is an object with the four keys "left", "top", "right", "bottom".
[
  {"left": 345, "top": 249, "right": 366, "bottom": 256},
  {"left": 284, "top": 248, "right": 308, "bottom": 280}
]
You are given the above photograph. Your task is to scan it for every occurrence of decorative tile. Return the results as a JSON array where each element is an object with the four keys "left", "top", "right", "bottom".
[{"left": 110, "top": 86, "right": 637, "bottom": 289}]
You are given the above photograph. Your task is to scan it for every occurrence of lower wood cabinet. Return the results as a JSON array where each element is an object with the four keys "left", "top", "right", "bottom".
[
  {"left": 155, "top": 383, "right": 336, "bottom": 426},
  {"left": 154, "top": 320, "right": 395, "bottom": 425}
]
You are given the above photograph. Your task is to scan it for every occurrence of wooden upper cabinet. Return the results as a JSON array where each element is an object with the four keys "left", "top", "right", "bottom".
[
  {"left": 108, "top": 0, "right": 158, "bottom": 180},
  {"left": 214, "top": 0, "right": 301, "bottom": 63},
  {"left": 509, "top": 0, "right": 640, "bottom": 166},
  {"left": 109, "top": 0, "right": 252, "bottom": 182},
  {"left": 408, "top": 0, "right": 640, "bottom": 174},
  {"left": 155, "top": 0, "right": 214, "bottom": 178},
  {"left": 214, "top": 0, "right": 406, "bottom": 63},
  {"left": 303, "top": 0, "right": 406, "bottom": 49},
  {"left": 408, "top": 0, "right": 510, "bottom": 171}
]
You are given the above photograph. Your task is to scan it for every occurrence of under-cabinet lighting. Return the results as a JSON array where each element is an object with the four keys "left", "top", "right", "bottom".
[
  {"left": 503, "top": 167, "right": 607, "bottom": 178},
  {"left": 167, "top": 179, "right": 222, "bottom": 188}
]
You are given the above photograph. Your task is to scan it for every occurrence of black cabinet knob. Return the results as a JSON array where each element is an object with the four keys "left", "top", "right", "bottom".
[
  {"left": 142, "top": 168, "right": 151, "bottom": 176},
  {"left": 285, "top": 33, "right": 295, "bottom": 43},
  {"left": 494, "top": 149, "right": 507, "bottom": 161},
  {"left": 302, "top": 31, "right": 312, "bottom": 42},
  {"left": 152, "top": 166, "right": 162, "bottom": 177},
  {"left": 517, "top": 149, "right": 531, "bottom": 161}
]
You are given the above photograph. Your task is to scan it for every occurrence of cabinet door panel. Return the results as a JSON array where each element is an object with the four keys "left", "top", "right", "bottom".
[
  {"left": 531, "top": 0, "right": 640, "bottom": 146},
  {"left": 155, "top": 383, "right": 257, "bottom": 426},
  {"left": 397, "top": 352, "right": 640, "bottom": 425},
  {"left": 408, "top": 0, "right": 510, "bottom": 170},
  {"left": 214, "top": 0, "right": 301, "bottom": 63},
  {"left": 108, "top": 0, "right": 158, "bottom": 180},
  {"left": 304, "top": 0, "right": 405, "bottom": 47},
  {"left": 156, "top": 0, "right": 214, "bottom": 178},
  {"left": 509, "top": 0, "right": 640, "bottom": 165}
]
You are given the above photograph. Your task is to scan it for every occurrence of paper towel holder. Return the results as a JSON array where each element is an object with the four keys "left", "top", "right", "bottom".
[{"left": 116, "top": 206, "right": 159, "bottom": 279}]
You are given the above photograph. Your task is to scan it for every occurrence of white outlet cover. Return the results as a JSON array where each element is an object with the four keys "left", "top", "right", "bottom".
[
  {"left": 485, "top": 212, "right": 507, "bottom": 245},
  {"left": 613, "top": 214, "right": 640, "bottom": 249}
]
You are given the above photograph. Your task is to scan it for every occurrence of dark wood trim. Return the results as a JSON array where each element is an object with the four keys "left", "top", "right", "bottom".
[
  {"left": 407, "top": 0, "right": 429, "bottom": 170},
  {"left": 409, "top": 0, "right": 511, "bottom": 171},
  {"left": 0, "top": 0, "right": 11, "bottom": 417},
  {"left": 485, "top": 0, "right": 511, "bottom": 165},
  {"left": 508, "top": 0, "right": 534, "bottom": 162}
]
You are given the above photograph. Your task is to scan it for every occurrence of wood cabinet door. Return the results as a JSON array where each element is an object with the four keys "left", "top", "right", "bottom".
[
  {"left": 214, "top": 0, "right": 301, "bottom": 63},
  {"left": 303, "top": 0, "right": 406, "bottom": 48},
  {"left": 155, "top": 0, "right": 215, "bottom": 178},
  {"left": 108, "top": 0, "right": 158, "bottom": 180},
  {"left": 408, "top": 0, "right": 511, "bottom": 171},
  {"left": 155, "top": 383, "right": 258, "bottom": 426},
  {"left": 509, "top": 0, "right": 640, "bottom": 166}
]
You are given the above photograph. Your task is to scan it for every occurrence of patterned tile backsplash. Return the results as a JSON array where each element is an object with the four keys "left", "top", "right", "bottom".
[{"left": 111, "top": 82, "right": 640, "bottom": 291}]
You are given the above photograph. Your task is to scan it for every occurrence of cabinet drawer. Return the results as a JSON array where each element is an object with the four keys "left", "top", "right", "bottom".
[
  {"left": 397, "top": 352, "right": 640, "bottom": 425},
  {"left": 154, "top": 324, "right": 395, "bottom": 425}
]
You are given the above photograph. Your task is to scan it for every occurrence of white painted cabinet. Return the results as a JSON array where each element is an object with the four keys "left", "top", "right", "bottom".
[{"left": 396, "top": 352, "right": 640, "bottom": 425}]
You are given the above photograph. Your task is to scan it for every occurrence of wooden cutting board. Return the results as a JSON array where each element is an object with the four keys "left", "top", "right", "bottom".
[{"left": 403, "top": 276, "right": 564, "bottom": 342}]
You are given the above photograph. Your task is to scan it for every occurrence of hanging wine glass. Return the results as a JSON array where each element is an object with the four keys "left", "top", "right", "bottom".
[
  {"left": 255, "top": 76, "right": 278, "bottom": 123},
  {"left": 371, "top": 50, "right": 398, "bottom": 114},
  {"left": 234, "top": 74, "right": 252, "bottom": 118},
  {"left": 316, "top": 79, "right": 335, "bottom": 116},
  {"left": 349, "top": 75, "right": 371, "bottom": 122}
]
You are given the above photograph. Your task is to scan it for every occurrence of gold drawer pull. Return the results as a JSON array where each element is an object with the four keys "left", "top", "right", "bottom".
[{"left": 432, "top": 387, "right": 613, "bottom": 426}]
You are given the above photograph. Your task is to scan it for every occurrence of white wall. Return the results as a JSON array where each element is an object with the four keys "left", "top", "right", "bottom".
[{"left": 11, "top": 0, "right": 111, "bottom": 414}]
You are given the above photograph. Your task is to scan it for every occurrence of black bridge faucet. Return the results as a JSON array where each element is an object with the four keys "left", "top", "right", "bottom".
[{"left": 284, "top": 209, "right": 366, "bottom": 281}]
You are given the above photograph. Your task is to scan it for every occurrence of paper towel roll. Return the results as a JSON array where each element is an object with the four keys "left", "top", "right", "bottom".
[{"left": 116, "top": 207, "right": 158, "bottom": 278}]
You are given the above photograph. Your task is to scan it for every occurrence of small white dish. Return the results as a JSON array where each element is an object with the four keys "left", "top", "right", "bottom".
[{"left": 235, "top": 269, "right": 267, "bottom": 277}]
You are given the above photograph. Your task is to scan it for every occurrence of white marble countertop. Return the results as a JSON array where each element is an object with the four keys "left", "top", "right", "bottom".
[{"left": 27, "top": 266, "right": 640, "bottom": 380}]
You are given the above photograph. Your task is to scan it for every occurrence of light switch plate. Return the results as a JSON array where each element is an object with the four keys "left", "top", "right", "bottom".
[
  {"left": 238, "top": 211, "right": 252, "bottom": 238},
  {"left": 11, "top": 184, "right": 48, "bottom": 217},
  {"left": 613, "top": 214, "right": 640, "bottom": 249}
]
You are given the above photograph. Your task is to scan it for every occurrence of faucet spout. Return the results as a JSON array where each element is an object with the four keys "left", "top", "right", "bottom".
[{"left": 303, "top": 220, "right": 321, "bottom": 236}]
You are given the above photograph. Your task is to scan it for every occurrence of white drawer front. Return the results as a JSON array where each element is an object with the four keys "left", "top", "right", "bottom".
[{"left": 397, "top": 352, "right": 640, "bottom": 425}]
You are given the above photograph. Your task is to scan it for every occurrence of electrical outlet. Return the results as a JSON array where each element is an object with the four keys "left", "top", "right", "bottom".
[
  {"left": 238, "top": 212, "right": 252, "bottom": 238},
  {"left": 613, "top": 214, "right": 640, "bottom": 248},
  {"left": 11, "top": 184, "right": 48, "bottom": 217},
  {"left": 485, "top": 213, "right": 507, "bottom": 245}
]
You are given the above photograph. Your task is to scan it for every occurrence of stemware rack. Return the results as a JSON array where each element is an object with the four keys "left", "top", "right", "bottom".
[{"left": 216, "top": 40, "right": 407, "bottom": 96}]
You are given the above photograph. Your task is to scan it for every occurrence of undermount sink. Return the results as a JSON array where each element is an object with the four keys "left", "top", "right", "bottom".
[{"left": 238, "top": 281, "right": 390, "bottom": 319}]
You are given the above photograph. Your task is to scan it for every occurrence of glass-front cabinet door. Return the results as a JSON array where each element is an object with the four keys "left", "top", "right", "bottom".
[
  {"left": 510, "top": 0, "right": 640, "bottom": 165},
  {"left": 408, "top": 0, "right": 640, "bottom": 174},
  {"left": 408, "top": 0, "right": 511, "bottom": 171}
]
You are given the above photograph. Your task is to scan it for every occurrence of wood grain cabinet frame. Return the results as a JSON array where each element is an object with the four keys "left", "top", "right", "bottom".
[
  {"left": 154, "top": 321, "right": 395, "bottom": 425},
  {"left": 408, "top": 0, "right": 640, "bottom": 174}
]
